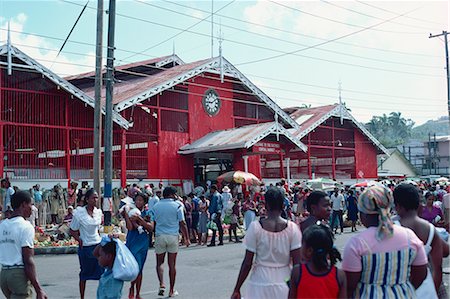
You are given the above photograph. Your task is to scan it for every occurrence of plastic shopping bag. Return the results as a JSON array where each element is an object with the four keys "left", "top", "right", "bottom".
[{"left": 112, "top": 238, "right": 139, "bottom": 281}]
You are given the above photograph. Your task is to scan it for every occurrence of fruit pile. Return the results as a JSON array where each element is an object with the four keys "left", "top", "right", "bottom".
[{"left": 34, "top": 239, "right": 78, "bottom": 248}]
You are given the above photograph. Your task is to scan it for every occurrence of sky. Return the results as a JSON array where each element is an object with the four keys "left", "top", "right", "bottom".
[{"left": 0, "top": 0, "right": 448, "bottom": 126}]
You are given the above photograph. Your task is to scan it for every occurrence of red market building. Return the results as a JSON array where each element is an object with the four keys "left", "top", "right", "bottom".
[{"left": 0, "top": 44, "right": 388, "bottom": 190}]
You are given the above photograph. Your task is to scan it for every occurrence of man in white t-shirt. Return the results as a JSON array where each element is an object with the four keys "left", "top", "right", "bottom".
[
  {"left": 0, "top": 191, "right": 48, "bottom": 299},
  {"left": 330, "top": 187, "right": 345, "bottom": 234}
]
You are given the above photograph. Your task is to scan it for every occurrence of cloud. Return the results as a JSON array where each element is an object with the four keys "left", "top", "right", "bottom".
[{"left": 0, "top": 13, "right": 95, "bottom": 76}]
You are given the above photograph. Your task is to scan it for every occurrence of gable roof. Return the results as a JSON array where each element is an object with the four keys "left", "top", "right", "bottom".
[
  {"left": 379, "top": 148, "right": 418, "bottom": 175},
  {"left": 64, "top": 54, "right": 184, "bottom": 81},
  {"left": 0, "top": 44, "right": 130, "bottom": 129},
  {"left": 70, "top": 55, "right": 299, "bottom": 130},
  {"left": 82, "top": 58, "right": 211, "bottom": 105},
  {"left": 286, "top": 104, "right": 389, "bottom": 155},
  {"left": 178, "top": 121, "right": 307, "bottom": 155}
]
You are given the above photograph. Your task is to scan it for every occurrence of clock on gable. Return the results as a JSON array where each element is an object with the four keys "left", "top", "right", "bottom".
[{"left": 202, "top": 89, "right": 221, "bottom": 116}]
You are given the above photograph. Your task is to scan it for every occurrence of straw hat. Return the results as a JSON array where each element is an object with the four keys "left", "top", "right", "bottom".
[{"left": 222, "top": 186, "right": 231, "bottom": 193}]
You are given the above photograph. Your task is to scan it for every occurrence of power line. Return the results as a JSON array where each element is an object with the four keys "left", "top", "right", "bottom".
[
  {"left": 237, "top": 4, "right": 426, "bottom": 66},
  {"left": 320, "top": 0, "right": 440, "bottom": 31},
  {"left": 0, "top": 64, "right": 442, "bottom": 122},
  {"left": 269, "top": 0, "right": 424, "bottom": 35},
  {"left": 355, "top": 0, "right": 446, "bottom": 26},
  {"left": 4, "top": 33, "right": 446, "bottom": 110},
  {"left": 134, "top": 0, "right": 441, "bottom": 70},
  {"left": 23, "top": 2, "right": 443, "bottom": 77},
  {"left": 4, "top": 39, "right": 446, "bottom": 108},
  {"left": 162, "top": 0, "right": 442, "bottom": 58},
  {"left": 121, "top": 0, "right": 236, "bottom": 62}
]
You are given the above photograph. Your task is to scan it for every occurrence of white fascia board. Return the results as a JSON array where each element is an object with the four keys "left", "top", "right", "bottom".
[
  {"left": 115, "top": 59, "right": 221, "bottom": 112},
  {"left": 178, "top": 142, "right": 246, "bottom": 155},
  {"left": 114, "top": 56, "right": 298, "bottom": 131},
  {"left": 295, "top": 106, "right": 341, "bottom": 139},
  {"left": 155, "top": 55, "right": 185, "bottom": 68},
  {"left": 244, "top": 123, "right": 307, "bottom": 152},
  {"left": 7, "top": 45, "right": 130, "bottom": 129}
]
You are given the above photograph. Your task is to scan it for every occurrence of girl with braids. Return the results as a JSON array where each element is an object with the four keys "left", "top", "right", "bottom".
[
  {"left": 342, "top": 185, "right": 428, "bottom": 299},
  {"left": 288, "top": 223, "right": 346, "bottom": 299}
]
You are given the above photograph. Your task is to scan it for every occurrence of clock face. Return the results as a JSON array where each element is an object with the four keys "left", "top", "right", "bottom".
[{"left": 202, "top": 89, "right": 221, "bottom": 116}]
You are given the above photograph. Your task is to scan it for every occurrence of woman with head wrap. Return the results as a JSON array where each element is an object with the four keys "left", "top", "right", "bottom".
[{"left": 341, "top": 185, "right": 428, "bottom": 298}]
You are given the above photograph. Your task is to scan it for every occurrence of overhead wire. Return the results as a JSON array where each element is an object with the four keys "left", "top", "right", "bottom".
[
  {"left": 55, "top": 0, "right": 445, "bottom": 77},
  {"left": 355, "top": 0, "right": 446, "bottom": 26},
  {"left": 5, "top": 40, "right": 445, "bottom": 103},
  {"left": 2, "top": 33, "right": 446, "bottom": 110},
  {"left": 133, "top": 0, "right": 441, "bottom": 70},
  {"left": 162, "top": 0, "right": 442, "bottom": 58},
  {"left": 268, "top": 0, "right": 425, "bottom": 35},
  {"left": 319, "top": 0, "right": 441, "bottom": 31},
  {"left": 236, "top": 4, "right": 429, "bottom": 66},
  {"left": 0, "top": 64, "right": 442, "bottom": 125},
  {"left": 46, "top": 58, "right": 442, "bottom": 112},
  {"left": 121, "top": 0, "right": 236, "bottom": 62},
  {"left": 3, "top": 39, "right": 444, "bottom": 111}
]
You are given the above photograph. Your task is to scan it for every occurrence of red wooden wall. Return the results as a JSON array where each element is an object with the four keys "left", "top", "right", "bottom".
[{"left": 354, "top": 128, "right": 378, "bottom": 178}]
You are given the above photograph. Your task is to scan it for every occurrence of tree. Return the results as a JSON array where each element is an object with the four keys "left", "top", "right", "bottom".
[{"left": 365, "top": 112, "right": 414, "bottom": 148}]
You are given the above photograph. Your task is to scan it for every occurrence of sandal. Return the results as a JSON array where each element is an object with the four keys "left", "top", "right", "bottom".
[
  {"left": 158, "top": 286, "right": 165, "bottom": 296},
  {"left": 169, "top": 290, "right": 179, "bottom": 297}
]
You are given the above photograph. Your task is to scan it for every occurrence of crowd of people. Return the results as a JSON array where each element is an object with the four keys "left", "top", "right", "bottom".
[{"left": 0, "top": 176, "right": 449, "bottom": 299}]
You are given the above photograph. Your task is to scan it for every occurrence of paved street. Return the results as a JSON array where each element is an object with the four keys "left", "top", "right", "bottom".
[{"left": 6, "top": 227, "right": 450, "bottom": 299}]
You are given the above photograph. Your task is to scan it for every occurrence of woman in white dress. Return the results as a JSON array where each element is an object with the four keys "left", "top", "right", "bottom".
[{"left": 231, "top": 187, "right": 302, "bottom": 299}]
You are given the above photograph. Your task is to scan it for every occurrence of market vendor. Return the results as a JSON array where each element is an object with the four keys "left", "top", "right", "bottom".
[{"left": 64, "top": 206, "right": 74, "bottom": 223}]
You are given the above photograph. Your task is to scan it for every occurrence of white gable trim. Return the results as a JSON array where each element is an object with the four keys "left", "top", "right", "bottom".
[
  {"left": 113, "top": 56, "right": 299, "bottom": 130},
  {"left": 294, "top": 104, "right": 389, "bottom": 155},
  {"left": 1, "top": 45, "right": 130, "bottom": 129},
  {"left": 155, "top": 54, "right": 185, "bottom": 68}
]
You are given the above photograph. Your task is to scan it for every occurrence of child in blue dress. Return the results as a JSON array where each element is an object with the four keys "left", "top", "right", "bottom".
[{"left": 94, "top": 237, "right": 124, "bottom": 299}]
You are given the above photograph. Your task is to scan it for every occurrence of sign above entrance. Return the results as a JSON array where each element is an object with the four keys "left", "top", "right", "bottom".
[
  {"left": 202, "top": 89, "right": 221, "bottom": 116},
  {"left": 253, "top": 142, "right": 281, "bottom": 154}
]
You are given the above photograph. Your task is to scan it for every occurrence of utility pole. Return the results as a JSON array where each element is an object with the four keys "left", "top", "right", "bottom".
[
  {"left": 429, "top": 31, "right": 450, "bottom": 126},
  {"left": 93, "top": 0, "right": 103, "bottom": 196},
  {"left": 104, "top": 0, "right": 116, "bottom": 207}
]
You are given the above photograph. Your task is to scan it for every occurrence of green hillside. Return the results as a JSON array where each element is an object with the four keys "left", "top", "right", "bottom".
[{"left": 411, "top": 116, "right": 449, "bottom": 141}]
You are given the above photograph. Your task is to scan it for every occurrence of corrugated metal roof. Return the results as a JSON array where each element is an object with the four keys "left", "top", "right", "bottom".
[
  {"left": 64, "top": 55, "right": 178, "bottom": 81},
  {"left": 179, "top": 122, "right": 306, "bottom": 154},
  {"left": 285, "top": 104, "right": 389, "bottom": 155},
  {"left": 82, "top": 58, "right": 212, "bottom": 105},
  {"left": 286, "top": 105, "right": 337, "bottom": 133}
]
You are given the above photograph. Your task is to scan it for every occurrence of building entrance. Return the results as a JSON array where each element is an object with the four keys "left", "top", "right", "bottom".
[{"left": 193, "top": 153, "right": 233, "bottom": 186}]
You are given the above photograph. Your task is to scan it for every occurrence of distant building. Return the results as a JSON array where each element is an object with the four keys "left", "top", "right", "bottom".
[
  {"left": 423, "top": 135, "right": 450, "bottom": 176},
  {"left": 378, "top": 148, "right": 419, "bottom": 179}
]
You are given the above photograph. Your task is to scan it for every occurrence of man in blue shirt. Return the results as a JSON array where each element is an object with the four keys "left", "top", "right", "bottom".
[
  {"left": 207, "top": 185, "right": 224, "bottom": 247},
  {"left": 151, "top": 186, "right": 189, "bottom": 297}
]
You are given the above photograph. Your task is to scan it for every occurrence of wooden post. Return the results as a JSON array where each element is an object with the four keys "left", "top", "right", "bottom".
[
  {"left": 120, "top": 130, "right": 126, "bottom": 188},
  {"left": 279, "top": 152, "right": 285, "bottom": 178},
  {"left": 307, "top": 135, "right": 312, "bottom": 179},
  {"left": 65, "top": 96, "right": 71, "bottom": 188},
  {"left": 332, "top": 120, "right": 336, "bottom": 179}
]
